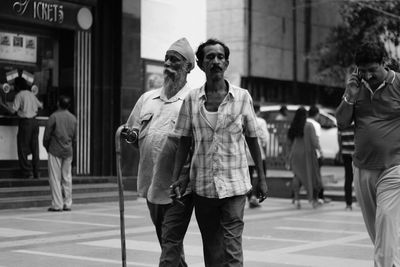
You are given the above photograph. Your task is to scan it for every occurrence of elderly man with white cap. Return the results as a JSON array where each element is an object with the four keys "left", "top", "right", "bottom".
[{"left": 123, "top": 38, "right": 195, "bottom": 267}]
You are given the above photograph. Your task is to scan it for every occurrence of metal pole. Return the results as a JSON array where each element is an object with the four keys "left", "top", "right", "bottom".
[
  {"left": 292, "top": 0, "right": 298, "bottom": 103},
  {"left": 115, "top": 125, "right": 127, "bottom": 267}
]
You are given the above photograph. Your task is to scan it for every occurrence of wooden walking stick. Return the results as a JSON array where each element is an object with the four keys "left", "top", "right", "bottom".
[{"left": 115, "top": 125, "right": 127, "bottom": 267}]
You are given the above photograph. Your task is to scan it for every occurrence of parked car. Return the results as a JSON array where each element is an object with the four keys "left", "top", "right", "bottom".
[{"left": 259, "top": 104, "right": 339, "bottom": 162}]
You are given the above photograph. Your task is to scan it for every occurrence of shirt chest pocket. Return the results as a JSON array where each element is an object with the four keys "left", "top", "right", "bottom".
[
  {"left": 138, "top": 113, "right": 153, "bottom": 139},
  {"left": 224, "top": 114, "right": 243, "bottom": 134}
]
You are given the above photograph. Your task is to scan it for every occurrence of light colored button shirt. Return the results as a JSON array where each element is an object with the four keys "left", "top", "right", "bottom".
[
  {"left": 307, "top": 118, "right": 321, "bottom": 137},
  {"left": 247, "top": 116, "right": 269, "bottom": 165},
  {"left": 174, "top": 81, "right": 258, "bottom": 199},
  {"left": 126, "top": 84, "right": 192, "bottom": 204},
  {"left": 307, "top": 117, "right": 322, "bottom": 158},
  {"left": 12, "top": 90, "right": 43, "bottom": 118}
]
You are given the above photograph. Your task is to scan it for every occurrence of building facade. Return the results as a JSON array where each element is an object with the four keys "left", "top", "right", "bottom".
[
  {"left": 0, "top": 0, "right": 346, "bottom": 179},
  {"left": 0, "top": 0, "right": 141, "bottom": 178},
  {"left": 207, "top": 0, "right": 344, "bottom": 107}
]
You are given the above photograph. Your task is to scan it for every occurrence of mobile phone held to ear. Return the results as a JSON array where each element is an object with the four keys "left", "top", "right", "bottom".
[
  {"left": 353, "top": 67, "right": 362, "bottom": 81},
  {"left": 347, "top": 67, "right": 361, "bottom": 87}
]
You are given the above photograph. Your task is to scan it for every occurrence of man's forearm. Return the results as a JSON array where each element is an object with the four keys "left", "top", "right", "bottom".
[
  {"left": 246, "top": 137, "right": 266, "bottom": 181},
  {"left": 336, "top": 100, "right": 354, "bottom": 130},
  {"left": 0, "top": 102, "right": 15, "bottom": 115},
  {"left": 172, "top": 136, "right": 192, "bottom": 181}
]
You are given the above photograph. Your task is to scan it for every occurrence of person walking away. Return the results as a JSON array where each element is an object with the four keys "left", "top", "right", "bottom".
[
  {"left": 246, "top": 103, "right": 269, "bottom": 208},
  {"left": 288, "top": 107, "right": 322, "bottom": 209},
  {"left": 338, "top": 124, "right": 355, "bottom": 211},
  {"left": 274, "top": 105, "right": 290, "bottom": 163},
  {"left": 336, "top": 41, "right": 400, "bottom": 267},
  {"left": 123, "top": 38, "right": 195, "bottom": 267},
  {"left": 1, "top": 76, "right": 43, "bottom": 179},
  {"left": 307, "top": 105, "right": 330, "bottom": 204},
  {"left": 170, "top": 38, "right": 268, "bottom": 266},
  {"left": 43, "top": 95, "right": 77, "bottom": 212}
]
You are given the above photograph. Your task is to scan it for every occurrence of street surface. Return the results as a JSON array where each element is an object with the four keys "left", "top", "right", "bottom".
[{"left": 0, "top": 196, "right": 373, "bottom": 267}]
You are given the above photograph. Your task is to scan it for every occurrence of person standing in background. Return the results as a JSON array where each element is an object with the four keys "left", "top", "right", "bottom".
[
  {"left": 288, "top": 107, "right": 322, "bottom": 209},
  {"left": 307, "top": 106, "right": 323, "bottom": 163},
  {"left": 275, "top": 105, "right": 289, "bottom": 121},
  {"left": 247, "top": 103, "right": 269, "bottom": 208},
  {"left": 307, "top": 105, "right": 330, "bottom": 204},
  {"left": 0, "top": 76, "right": 43, "bottom": 179},
  {"left": 338, "top": 125, "right": 355, "bottom": 211},
  {"left": 43, "top": 95, "right": 77, "bottom": 212}
]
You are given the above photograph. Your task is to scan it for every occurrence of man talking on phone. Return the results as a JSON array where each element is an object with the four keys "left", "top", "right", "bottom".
[{"left": 336, "top": 41, "right": 400, "bottom": 267}]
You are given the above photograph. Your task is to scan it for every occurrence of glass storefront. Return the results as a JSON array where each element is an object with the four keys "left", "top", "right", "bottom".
[
  {"left": 0, "top": 0, "right": 92, "bottom": 177},
  {"left": 0, "top": 30, "right": 60, "bottom": 116}
]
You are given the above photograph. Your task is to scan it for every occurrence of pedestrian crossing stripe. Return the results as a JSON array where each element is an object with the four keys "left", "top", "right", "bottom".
[{"left": 0, "top": 227, "right": 46, "bottom": 237}]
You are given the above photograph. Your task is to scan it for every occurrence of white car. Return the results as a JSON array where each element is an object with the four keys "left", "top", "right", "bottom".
[{"left": 259, "top": 104, "right": 339, "bottom": 162}]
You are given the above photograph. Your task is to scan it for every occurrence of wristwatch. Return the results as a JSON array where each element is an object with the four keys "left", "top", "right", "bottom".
[{"left": 342, "top": 94, "right": 355, "bottom": 105}]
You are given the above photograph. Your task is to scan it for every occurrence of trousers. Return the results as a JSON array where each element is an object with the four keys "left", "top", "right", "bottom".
[
  {"left": 343, "top": 154, "right": 354, "bottom": 206},
  {"left": 353, "top": 164, "right": 400, "bottom": 267},
  {"left": 17, "top": 118, "right": 39, "bottom": 177},
  {"left": 147, "top": 194, "right": 194, "bottom": 267},
  {"left": 194, "top": 194, "right": 246, "bottom": 267},
  {"left": 48, "top": 153, "right": 73, "bottom": 209}
]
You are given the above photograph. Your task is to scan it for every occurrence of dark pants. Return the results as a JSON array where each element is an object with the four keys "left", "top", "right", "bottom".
[
  {"left": 147, "top": 194, "right": 194, "bottom": 267},
  {"left": 317, "top": 157, "right": 324, "bottom": 200},
  {"left": 17, "top": 118, "right": 39, "bottom": 178},
  {"left": 342, "top": 154, "right": 354, "bottom": 206},
  {"left": 194, "top": 194, "right": 246, "bottom": 267}
]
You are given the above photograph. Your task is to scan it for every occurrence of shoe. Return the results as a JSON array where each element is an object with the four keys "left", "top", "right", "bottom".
[
  {"left": 312, "top": 200, "right": 322, "bottom": 209},
  {"left": 48, "top": 207, "right": 62, "bottom": 212},
  {"left": 345, "top": 205, "right": 352, "bottom": 211},
  {"left": 63, "top": 206, "right": 71, "bottom": 211},
  {"left": 323, "top": 197, "right": 331, "bottom": 204},
  {"left": 249, "top": 204, "right": 261, "bottom": 208}
]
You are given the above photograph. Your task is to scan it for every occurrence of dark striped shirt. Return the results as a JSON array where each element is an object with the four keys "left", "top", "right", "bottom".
[{"left": 339, "top": 125, "right": 354, "bottom": 155}]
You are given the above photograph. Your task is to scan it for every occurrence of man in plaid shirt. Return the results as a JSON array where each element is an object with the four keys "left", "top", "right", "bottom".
[{"left": 170, "top": 39, "right": 268, "bottom": 267}]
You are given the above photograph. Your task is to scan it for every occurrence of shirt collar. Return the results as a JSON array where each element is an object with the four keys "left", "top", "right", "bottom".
[
  {"left": 361, "top": 69, "right": 395, "bottom": 91},
  {"left": 154, "top": 82, "right": 191, "bottom": 102},
  {"left": 199, "top": 80, "right": 235, "bottom": 100}
]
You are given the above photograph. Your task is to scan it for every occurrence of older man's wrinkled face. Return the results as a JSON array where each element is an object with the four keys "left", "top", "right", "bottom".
[{"left": 164, "top": 51, "right": 188, "bottom": 94}]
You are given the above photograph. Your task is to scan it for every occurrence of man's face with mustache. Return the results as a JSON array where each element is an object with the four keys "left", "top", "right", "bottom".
[
  {"left": 357, "top": 62, "right": 387, "bottom": 90},
  {"left": 200, "top": 44, "right": 229, "bottom": 81}
]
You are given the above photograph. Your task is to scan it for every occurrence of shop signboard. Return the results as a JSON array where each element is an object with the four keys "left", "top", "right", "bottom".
[{"left": 0, "top": 0, "right": 93, "bottom": 31}]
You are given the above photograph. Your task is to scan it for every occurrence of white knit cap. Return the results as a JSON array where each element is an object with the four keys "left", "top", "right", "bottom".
[{"left": 167, "top": 38, "right": 195, "bottom": 70}]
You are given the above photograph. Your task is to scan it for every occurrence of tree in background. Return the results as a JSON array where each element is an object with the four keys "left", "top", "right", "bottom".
[{"left": 314, "top": 0, "right": 400, "bottom": 87}]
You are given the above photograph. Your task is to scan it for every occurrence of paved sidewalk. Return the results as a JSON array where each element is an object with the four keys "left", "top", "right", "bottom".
[
  {"left": 268, "top": 165, "right": 345, "bottom": 180},
  {"left": 0, "top": 196, "right": 373, "bottom": 267}
]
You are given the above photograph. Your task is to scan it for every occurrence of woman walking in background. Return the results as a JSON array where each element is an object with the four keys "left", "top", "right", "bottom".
[{"left": 287, "top": 107, "right": 322, "bottom": 209}]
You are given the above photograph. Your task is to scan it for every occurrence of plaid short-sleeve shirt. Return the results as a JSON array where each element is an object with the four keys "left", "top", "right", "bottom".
[{"left": 174, "top": 81, "right": 258, "bottom": 198}]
